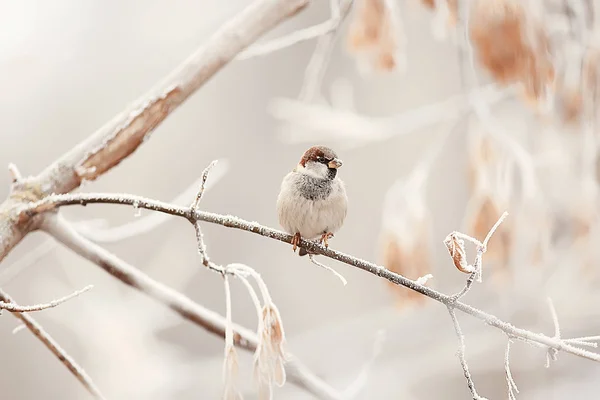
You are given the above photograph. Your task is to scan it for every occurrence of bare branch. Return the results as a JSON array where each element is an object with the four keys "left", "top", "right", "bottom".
[
  {"left": 0, "top": 289, "right": 106, "bottom": 399},
  {"left": 191, "top": 160, "right": 220, "bottom": 210},
  {"left": 546, "top": 297, "right": 561, "bottom": 366},
  {"left": 33, "top": 0, "right": 310, "bottom": 194},
  {"left": 505, "top": 339, "right": 519, "bottom": 400},
  {"left": 39, "top": 213, "right": 344, "bottom": 400},
  {"left": 12, "top": 324, "right": 26, "bottom": 335},
  {"left": 191, "top": 160, "right": 226, "bottom": 274},
  {"left": 448, "top": 307, "right": 487, "bottom": 400},
  {"left": 298, "top": 0, "right": 354, "bottom": 101},
  {"left": 238, "top": 0, "right": 352, "bottom": 60},
  {"left": 75, "top": 159, "right": 229, "bottom": 243},
  {"left": 341, "top": 329, "right": 386, "bottom": 399},
  {"left": 482, "top": 211, "right": 509, "bottom": 249},
  {"left": 0, "top": 0, "right": 312, "bottom": 263},
  {"left": 0, "top": 285, "right": 93, "bottom": 312},
  {"left": 270, "top": 85, "right": 511, "bottom": 145},
  {"left": 308, "top": 253, "right": 348, "bottom": 285},
  {"left": 24, "top": 192, "right": 600, "bottom": 363},
  {"left": 450, "top": 211, "right": 509, "bottom": 300}
]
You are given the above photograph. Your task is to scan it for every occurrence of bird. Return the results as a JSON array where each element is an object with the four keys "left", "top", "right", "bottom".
[{"left": 276, "top": 145, "right": 348, "bottom": 256}]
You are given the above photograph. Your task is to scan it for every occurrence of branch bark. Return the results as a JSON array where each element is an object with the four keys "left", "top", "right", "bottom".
[
  {"left": 40, "top": 214, "right": 343, "bottom": 400},
  {"left": 0, "top": 0, "right": 311, "bottom": 263},
  {"left": 26, "top": 192, "right": 600, "bottom": 363},
  {"left": 0, "top": 285, "right": 92, "bottom": 312},
  {"left": 0, "top": 289, "right": 106, "bottom": 400}
]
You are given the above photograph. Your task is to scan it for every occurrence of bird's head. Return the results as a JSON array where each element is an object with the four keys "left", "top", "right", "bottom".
[{"left": 296, "top": 145, "right": 343, "bottom": 180}]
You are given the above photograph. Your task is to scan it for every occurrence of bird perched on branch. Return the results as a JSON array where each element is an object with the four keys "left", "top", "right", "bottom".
[{"left": 277, "top": 145, "right": 348, "bottom": 256}]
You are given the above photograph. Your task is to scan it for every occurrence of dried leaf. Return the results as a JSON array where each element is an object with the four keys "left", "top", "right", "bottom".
[
  {"left": 469, "top": 0, "right": 554, "bottom": 101},
  {"left": 444, "top": 233, "right": 472, "bottom": 274},
  {"left": 347, "top": 0, "right": 404, "bottom": 72}
]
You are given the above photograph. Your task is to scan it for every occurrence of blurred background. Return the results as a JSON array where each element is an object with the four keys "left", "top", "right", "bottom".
[{"left": 2, "top": 0, "right": 600, "bottom": 398}]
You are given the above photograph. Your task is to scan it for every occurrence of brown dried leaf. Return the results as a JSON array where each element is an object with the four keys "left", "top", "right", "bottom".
[
  {"left": 469, "top": 0, "right": 553, "bottom": 101},
  {"left": 443, "top": 232, "right": 472, "bottom": 274},
  {"left": 347, "top": 0, "right": 403, "bottom": 72}
]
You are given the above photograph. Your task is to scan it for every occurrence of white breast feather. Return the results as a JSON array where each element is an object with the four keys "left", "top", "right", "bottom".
[{"left": 277, "top": 171, "right": 348, "bottom": 240}]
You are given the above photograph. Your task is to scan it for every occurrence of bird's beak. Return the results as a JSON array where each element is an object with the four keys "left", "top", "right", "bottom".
[{"left": 328, "top": 158, "right": 343, "bottom": 169}]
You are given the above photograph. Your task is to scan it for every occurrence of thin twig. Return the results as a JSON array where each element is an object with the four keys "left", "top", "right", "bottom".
[
  {"left": 39, "top": 213, "right": 344, "bottom": 400},
  {"left": 75, "top": 160, "right": 228, "bottom": 243},
  {"left": 0, "top": 289, "right": 106, "bottom": 400},
  {"left": 505, "top": 339, "right": 519, "bottom": 400},
  {"left": 0, "top": 285, "right": 93, "bottom": 312},
  {"left": 0, "top": 0, "right": 311, "bottom": 263},
  {"left": 448, "top": 307, "right": 487, "bottom": 400},
  {"left": 341, "top": 329, "right": 386, "bottom": 399},
  {"left": 308, "top": 254, "right": 348, "bottom": 285},
  {"left": 298, "top": 0, "right": 354, "bottom": 101},
  {"left": 12, "top": 324, "right": 26, "bottom": 335},
  {"left": 270, "top": 85, "right": 511, "bottom": 144},
  {"left": 482, "top": 211, "right": 509, "bottom": 249},
  {"left": 191, "top": 160, "right": 219, "bottom": 210},
  {"left": 546, "top": 297, "right": 561, "bottom": 366},
  {"left": 23, "top": 192, "right": 600, "bottom": 363},
  {"left": 452, "top": 211, "right": 509, "bottom": 299},
  {"left": 191, "top": 160, "right": 224, "bottom": 273},
  {"left": 238, "top": 17, "right": 339, "bottom": 60}
]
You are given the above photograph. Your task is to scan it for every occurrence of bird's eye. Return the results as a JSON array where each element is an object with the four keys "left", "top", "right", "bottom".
[{"left": 316, "top": 156, "right": 326, "bottom": 163}]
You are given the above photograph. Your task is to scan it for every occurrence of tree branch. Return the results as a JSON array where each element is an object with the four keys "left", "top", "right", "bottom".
[
  {"left": 448, "top": 307, "right": 486, "bottom": 400},
  {"left": 39, "top": 214, "right": 343, "bottom": 400},
  {"left": 0, "top": 285, "right": 92, "bottom": 312},
  {"left": 0, "top": 289, "right": 106, "bottom": 400},
  {"left": 24, "top": 192, "right": 600, "bottom": 363},
  {"left": 0, "top": 0, "right": 312, "bottom": 263}
]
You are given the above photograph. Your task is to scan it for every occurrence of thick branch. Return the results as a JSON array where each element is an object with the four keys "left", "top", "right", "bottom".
[
  {"left": 0, "top": 0, "right": 311, "bottom": 262},
  {"left": 40, "top": 214, "right": 342, "bottom": 400},
  {"left": 34, "top": 0, "right": 310, "bottom": 193},
  {"left": 0, "top": 289, "right": 106, "bottom": 399},
  {"left": 25, "top": 192, "right": 600, "bottom": 363}
]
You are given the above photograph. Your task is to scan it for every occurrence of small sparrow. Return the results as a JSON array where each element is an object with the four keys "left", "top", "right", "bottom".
[{"left": 277, "top": 145, "right": 348, "bottom": 256}]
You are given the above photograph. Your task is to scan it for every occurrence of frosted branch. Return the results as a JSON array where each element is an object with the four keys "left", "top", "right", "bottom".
[
  {"left": 448, "top": 307, "right": 488, "bottom": 400},
  {"left": 546, "top": 297, "right": 561, "bottom": 366},
  {"left": 39, "top": 213, "right": 342, "bottom": 400},
  {"left": 341, "top": 329, "right": 386, "bottom": 399},
  {"left": 298, "top": 0, "right": 354, "bottom": 101},
  {"left": 0, "top": 285, "right": 93, "bottom": 312},
  {"left": 0, "top": 0, "right": 312, "bottom": 263},
  {"left": 238, "top": 0, "right": 352, "bottom": 60},
  {"left": 22, "top": 192, "right": 600, "bottom": 363},
  {"left": 449, "top": 211, "right": 509, "bottom": 300},
  {"left": 74, "top": 159, "right": 229, "bottom": 243},
  {"left": 270, "top": 84, "right": 511, "bottom": 146},
  {"left": 0, "top": 289, "right": 106, "bottom": 399},
  {"left": 505, "top": 339, "right": 519, "bottom": 400},
  {"left": 308, "top": 254, "right": 348, "bottom": 285}
]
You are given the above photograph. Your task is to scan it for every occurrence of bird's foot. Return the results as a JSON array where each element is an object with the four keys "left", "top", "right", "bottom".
[
  {"left": 292, "top": 232, "right": 301, "bottom": 252},
  {"left": 320, "top": 232, "right": 334, "bottom": 248}
]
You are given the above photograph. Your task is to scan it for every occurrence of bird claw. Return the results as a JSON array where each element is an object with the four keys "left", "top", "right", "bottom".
[
  {"left": 320, "top": 232, "right": 334, "bottom": 248},
  {"left": 292, "top": 233, "right": 301, "bottom": 252}
]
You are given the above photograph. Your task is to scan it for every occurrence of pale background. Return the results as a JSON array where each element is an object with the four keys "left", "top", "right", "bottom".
[{"left": 1, "top": 1, "right": 600, "bottom": 399}]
